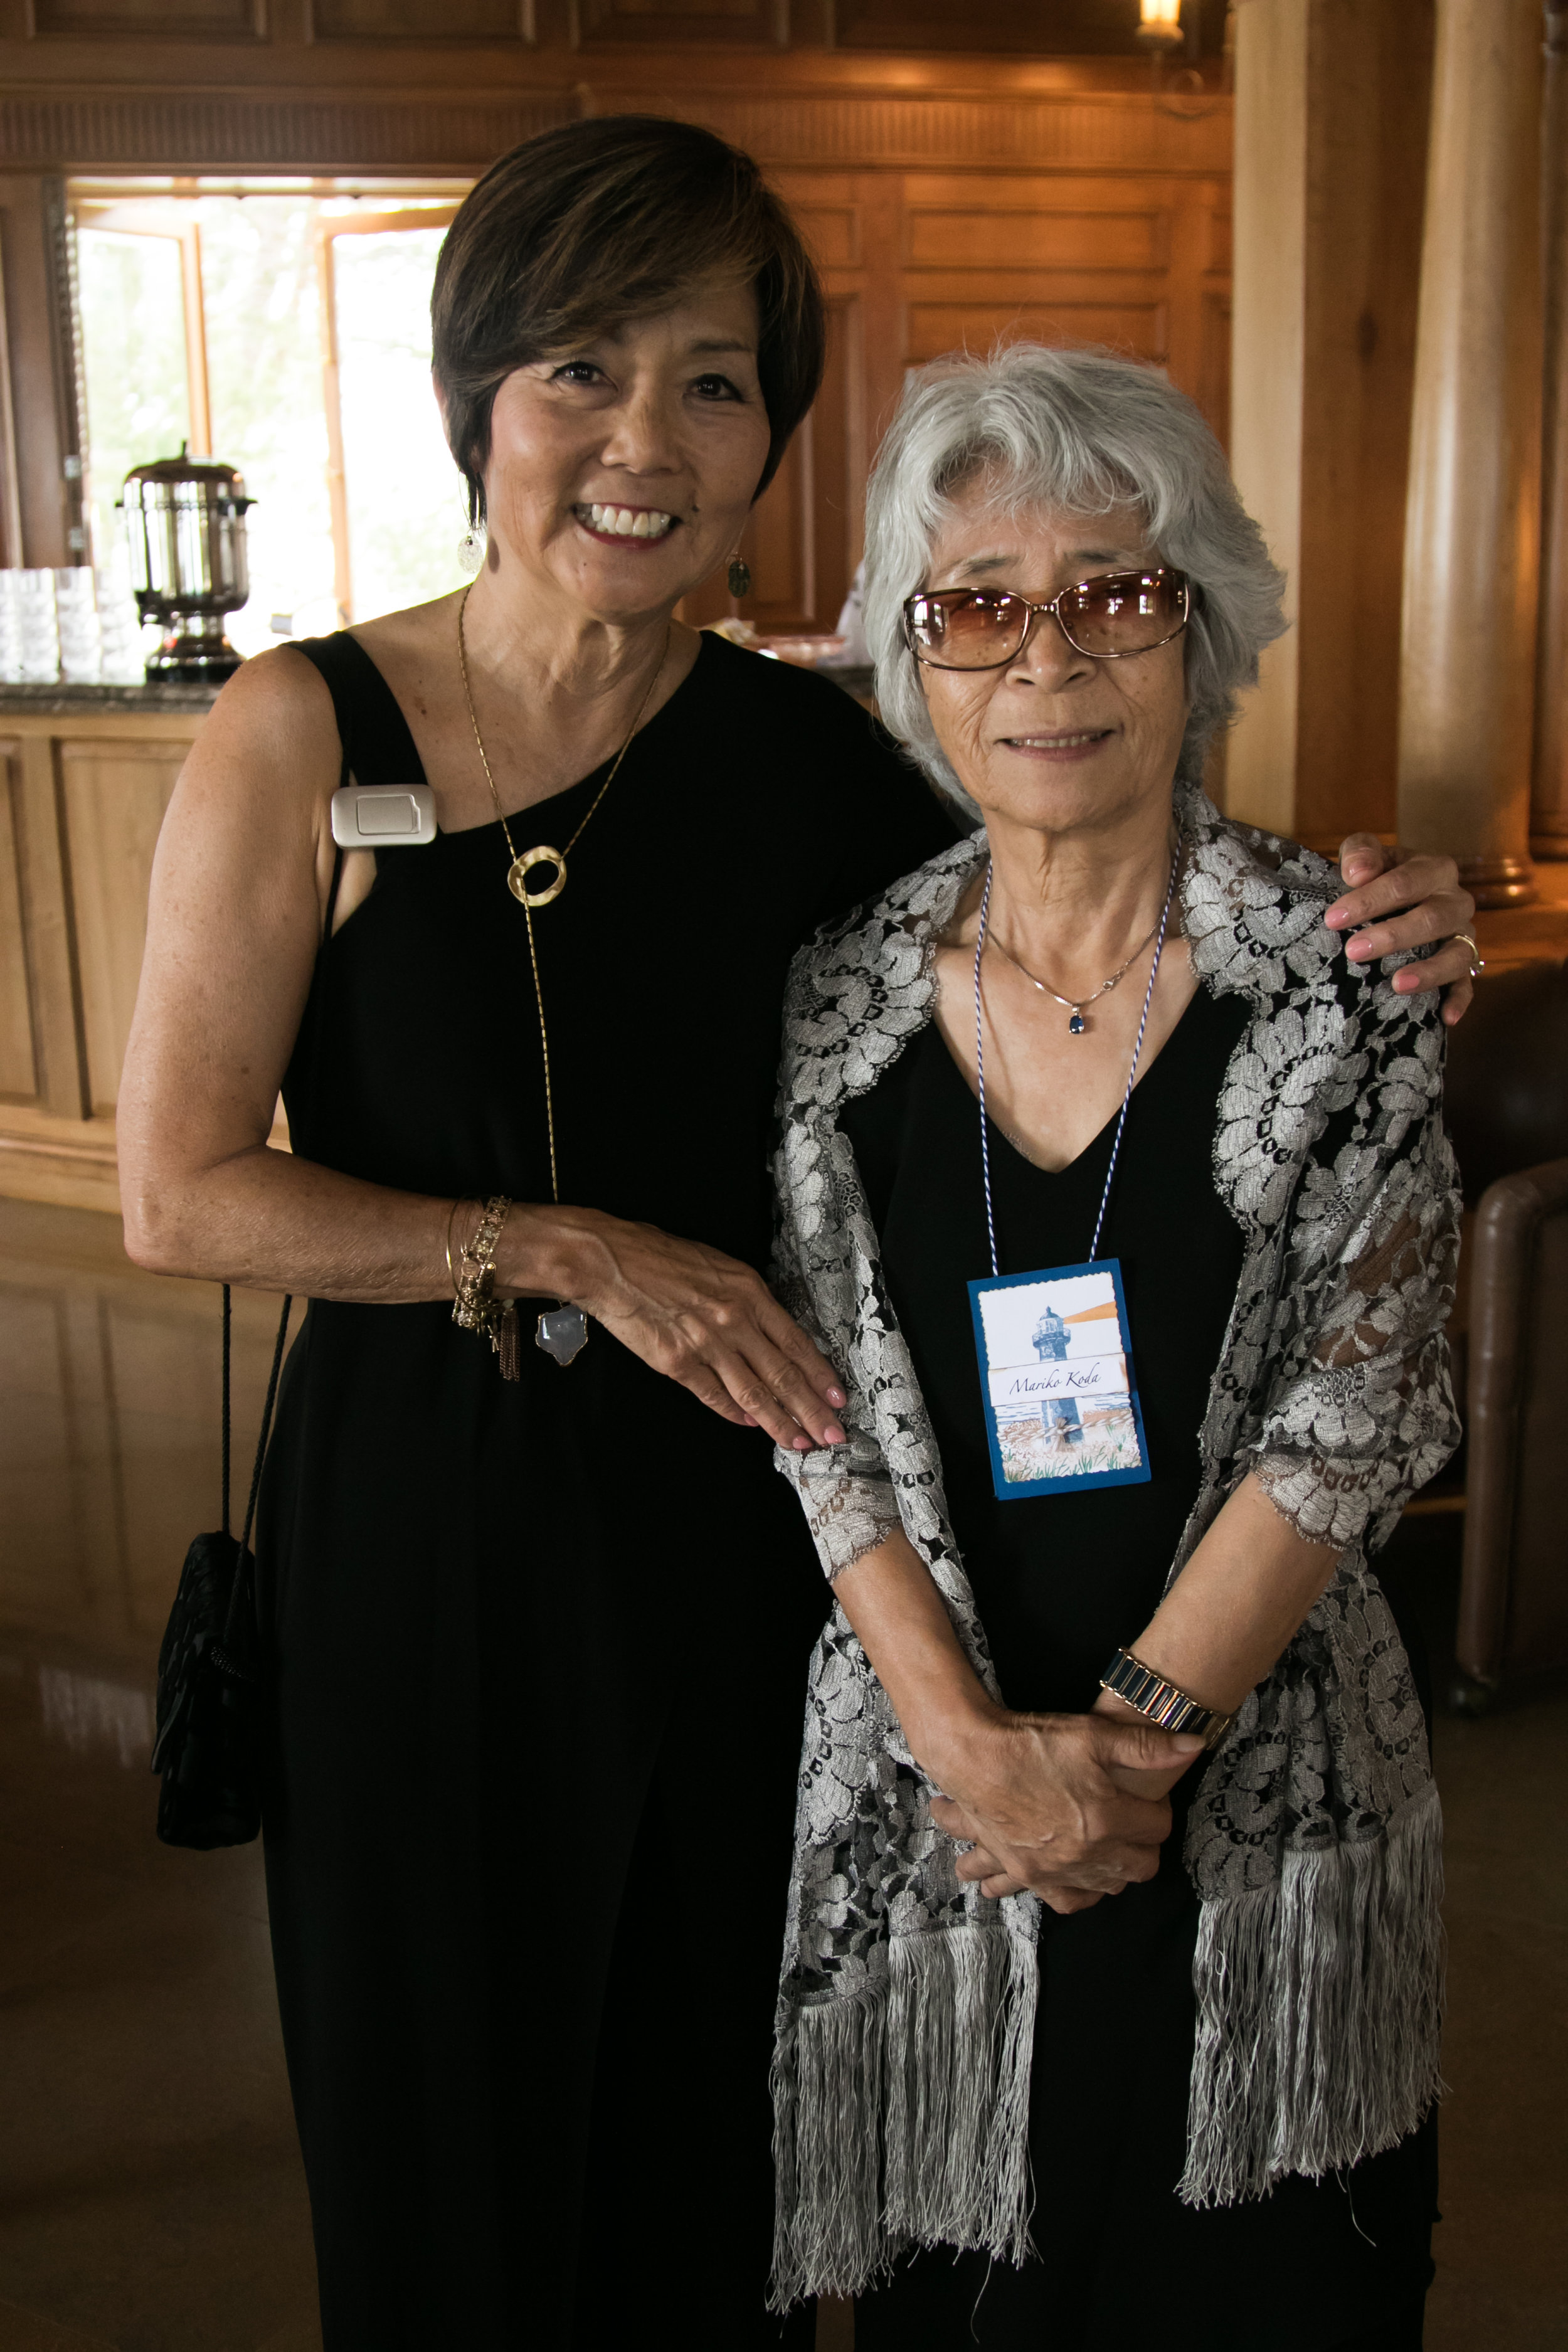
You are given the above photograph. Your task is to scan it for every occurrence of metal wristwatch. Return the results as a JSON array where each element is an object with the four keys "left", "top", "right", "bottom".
[{"left": 1099, "top": 1648, "right": 1237, "bottom": 1752}]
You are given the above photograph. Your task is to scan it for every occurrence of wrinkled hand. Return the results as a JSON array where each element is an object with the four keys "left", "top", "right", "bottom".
[
  {"left": 922, "top": 1707, "right": 1203, "bottom": 1916},
  {"left": 1328, "top": 835, "right": 1478, "bottom": 1027},
  {"left": 538, "top": 1208, "right": 848, "bottom": 1451}
]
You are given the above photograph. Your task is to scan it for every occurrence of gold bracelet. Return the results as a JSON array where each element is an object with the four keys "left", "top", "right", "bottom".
[
  {"left": 445, "top": 1195, "right": 475, "bottom": 1295},
  {"left": 450, "top": 1193, "right": 520, "bottom": 1381}
]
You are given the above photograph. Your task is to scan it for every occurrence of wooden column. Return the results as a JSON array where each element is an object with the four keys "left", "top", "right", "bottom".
[
  {"left": 0, "top": 178, "right": 78, "bottom": 569},
  {"left": 1533, "top": 0, "right": 1568, "bottom": 858},
  {"left": 1227, "top": 0, "right": 1433, "bottom": 849},
  {"left": 1397, "top": 0, "right": 1544, "bottom": 905},
  {"left": 1226, "top": 0, "right": 1307, "bottom": 840}
]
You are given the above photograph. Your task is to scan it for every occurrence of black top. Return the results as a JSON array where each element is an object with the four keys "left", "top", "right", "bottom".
[
  {"left": 257, "top": 630, "right": 958, "bottom": 2351},
  {"left": 287, "top": 630, "right": 953, "bottom": 1266},
  {"left": 841, "top": 987, "right": 1252, "bottom": 1708}
]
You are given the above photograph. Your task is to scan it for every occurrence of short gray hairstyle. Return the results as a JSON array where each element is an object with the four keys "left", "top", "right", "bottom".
[{"left": 864, "top": 342, "right": 1287, "bottom": 815}]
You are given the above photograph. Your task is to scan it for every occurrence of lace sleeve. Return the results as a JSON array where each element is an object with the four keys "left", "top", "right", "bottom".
[
  {"left": 1249, "top": 1004, "right": 1461, "bottom": 1550},
  {"left": 771, "top": 1117, "right": 904, "bottom": 1580}
]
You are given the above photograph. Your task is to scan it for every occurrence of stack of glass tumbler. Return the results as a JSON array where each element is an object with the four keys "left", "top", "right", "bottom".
[{"left": 0, "top": 566, "right": 146, "bottom": 685}]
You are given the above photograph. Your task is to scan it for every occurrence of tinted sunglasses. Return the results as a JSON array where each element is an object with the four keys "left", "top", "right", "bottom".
[{"left": 902, "top": 567, "right": 1192, "bottom": 669}]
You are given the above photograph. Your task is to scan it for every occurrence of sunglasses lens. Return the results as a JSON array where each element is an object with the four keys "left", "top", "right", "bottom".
[
  {"left": 908, "top": 591, "right": 1027, "bottom": 668},
  {"left": 908, "top": 573, "right": 1188, "bottom": 665},
  {"left": 1061, "top": 571, "right": 1188, "bottom": 655}
]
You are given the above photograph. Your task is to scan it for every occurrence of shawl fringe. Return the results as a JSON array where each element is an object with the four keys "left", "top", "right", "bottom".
[
  {"left": 1179, "top": 1780, "right": 1446, "bottom": 2206},
  {"left": 770, "top": 1915, "right": 1037, "bottom": 2311}
]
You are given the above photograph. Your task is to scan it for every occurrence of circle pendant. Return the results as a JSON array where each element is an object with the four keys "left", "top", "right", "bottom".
[{"left": 507, "top": 845, "right": 567, "bottom": 909}]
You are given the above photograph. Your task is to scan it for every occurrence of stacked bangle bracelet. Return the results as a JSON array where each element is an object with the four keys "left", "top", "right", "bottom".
[
  {"left": 447, "top": 1194, "right": 521, "bottom": 1382},
  {"left": 1099, "top": 1648, "right": 1236, "bottom": 1752}
]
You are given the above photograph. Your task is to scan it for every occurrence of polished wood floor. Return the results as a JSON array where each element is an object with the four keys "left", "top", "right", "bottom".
[
  {"left": 0, "top": 1196, "right": 1562, "bottom": 2349},
  {"left": 0, "top": 1199, "right": 315, "bottom": 2352}
]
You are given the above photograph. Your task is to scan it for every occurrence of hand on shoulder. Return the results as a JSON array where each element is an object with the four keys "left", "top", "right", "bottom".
[{"left": 1325, "top": 832, "right": 1478, "bottom": 1027}]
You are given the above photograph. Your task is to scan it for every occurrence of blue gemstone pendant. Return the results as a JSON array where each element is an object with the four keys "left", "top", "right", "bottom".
[{"left": 1068, "top": 1010, "right": 1087, "bottom": 1036}]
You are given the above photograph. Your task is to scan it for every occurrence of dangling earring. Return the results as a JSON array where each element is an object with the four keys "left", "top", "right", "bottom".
[
  {"left": 728, "top": 551, "right": 752, "bottom": 600},
  {"left": 458, "top": 521, "right": 487, "bottom": 578}
]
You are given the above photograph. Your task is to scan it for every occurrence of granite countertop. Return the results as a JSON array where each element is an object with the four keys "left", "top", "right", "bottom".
[
  {"left": 0, "top": 679, "right": 221, "bottom": 713},
  {"left": 0, "top": 665, "right": 876, "bottom": 717}
]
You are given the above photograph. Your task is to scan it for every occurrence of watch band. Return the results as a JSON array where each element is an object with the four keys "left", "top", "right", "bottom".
[{"left": 1099, "top": 1648, "right": 1236, "bottom": 1752}]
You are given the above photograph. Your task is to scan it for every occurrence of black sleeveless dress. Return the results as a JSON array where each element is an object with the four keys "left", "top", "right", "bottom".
[
  {"left": 840, "top": 997, "right": 1438, "bottom": 2352},
  {"left": 256, "top": 631, "right": 956, "bottom": 2351}
]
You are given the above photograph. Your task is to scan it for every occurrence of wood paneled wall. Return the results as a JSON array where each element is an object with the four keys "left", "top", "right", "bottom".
[
  {"left": 0, "top": 709, "right": 202, "bottom": 1212},
  {"left": 0, "top": 0, "right": 1232, "bottom": 53},
  {"left": 687, "top": 161, "right": 1232, "bottom": 632},
  {"left": 0, "top": 6, "right": 1232, "bottom": 631},
  {"left": 0, "top": 14, "right": 1234, "bottom": 1207}
]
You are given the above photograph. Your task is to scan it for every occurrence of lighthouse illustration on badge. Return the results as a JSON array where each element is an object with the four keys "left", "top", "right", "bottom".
[{"left": 968, "top": 1259, "right": 1152, "bottom": 1500}]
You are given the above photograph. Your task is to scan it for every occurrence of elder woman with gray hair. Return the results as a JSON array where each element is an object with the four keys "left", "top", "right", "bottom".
[{"left": 768, "top": 345, "right": 1458, "bottom": 2349}]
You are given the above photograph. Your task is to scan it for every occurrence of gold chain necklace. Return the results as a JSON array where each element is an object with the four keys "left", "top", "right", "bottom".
[
  {"left": 455, "top": 586, "right": 668, "bottom": 1365},
  {"left": 457, "top": 581, "right": 667, "bottom": 913}
]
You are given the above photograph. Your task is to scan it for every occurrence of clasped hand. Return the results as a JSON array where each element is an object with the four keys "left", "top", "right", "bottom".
[{"left": 923, "top": 1702, "right": 1204, "bottom": 1916}]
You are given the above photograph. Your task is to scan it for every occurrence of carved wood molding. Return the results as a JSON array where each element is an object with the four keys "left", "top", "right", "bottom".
[
  {"left": 0, "top": 82, "right": 1231, "bottom": 174},
  {"left": 0, "top": 90, "right": 574, "bottom": 169},
  {"left": 642, "top": 90, "right": 1233, "bottom": 174}
]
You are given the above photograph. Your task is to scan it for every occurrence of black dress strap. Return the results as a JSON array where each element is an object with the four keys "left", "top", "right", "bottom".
[{"left": 292, "top": 631, "right": 428, "bottom": 790}]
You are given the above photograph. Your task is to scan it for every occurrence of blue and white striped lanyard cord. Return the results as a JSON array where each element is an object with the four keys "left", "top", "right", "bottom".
[{"left": 972, "top": 847, "right": 1180, "bottom": 1280}]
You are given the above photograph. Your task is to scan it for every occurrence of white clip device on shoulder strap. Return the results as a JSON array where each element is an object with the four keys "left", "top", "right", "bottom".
[{"left": 330, "top": 783, "right": 437, "bottom": 848}]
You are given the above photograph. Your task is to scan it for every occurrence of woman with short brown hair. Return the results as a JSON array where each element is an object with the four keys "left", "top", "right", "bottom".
[{"left": 118, "top": 115, "right": 1476, "bottom": 2349}]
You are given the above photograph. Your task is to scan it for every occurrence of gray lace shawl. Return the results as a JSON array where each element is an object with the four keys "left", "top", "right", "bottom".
[{"left": 767, "top": 786, "right": 1460, "bottom": 2307}]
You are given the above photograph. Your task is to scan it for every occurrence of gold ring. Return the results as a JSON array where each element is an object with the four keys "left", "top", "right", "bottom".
[{"left": 1453, "top": 931, "right": 1485, "bottom": 977}]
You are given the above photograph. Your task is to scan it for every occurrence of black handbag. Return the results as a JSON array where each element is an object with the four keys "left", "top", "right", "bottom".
[{"left": 151, "top": 1285, "right": 292, "bottom": 1849}]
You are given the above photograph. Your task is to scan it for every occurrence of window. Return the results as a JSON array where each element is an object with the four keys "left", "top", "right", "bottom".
[{"left": 72, "top": 180, "right": 469, "bottom": 657}]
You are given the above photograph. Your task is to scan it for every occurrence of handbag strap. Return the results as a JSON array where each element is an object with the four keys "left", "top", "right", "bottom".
[
  {"left": 221, "top": 1283, "right": 232, "bottom": 1539},
  {"left": 220, "top": 1286, "right": 294, "bottom": 1647}
]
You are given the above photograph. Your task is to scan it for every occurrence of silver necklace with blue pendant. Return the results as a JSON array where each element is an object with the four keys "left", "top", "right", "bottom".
[
  {"left": 985, "top": 904, "right": 1165, "bottom": 1036},
  {"left": 966, "top": 848, "right": 1179, "bottom": 1500}
]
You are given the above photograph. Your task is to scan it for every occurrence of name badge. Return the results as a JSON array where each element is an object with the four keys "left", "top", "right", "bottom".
[{"left": 967, "top": 1258, "right": 1152, "bottom": 1501}]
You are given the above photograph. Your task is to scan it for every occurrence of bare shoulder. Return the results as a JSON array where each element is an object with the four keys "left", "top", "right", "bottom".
[
  {"left": 354, "top": 590, "right": 459, "bottom": 652},
  {"left": 124, "top": 644, "right": 351, "bottom": 1191},
  {"left": 179, "top": 642, "right": 341, "bottom": 817},
  {"left": 351, "top": 592, "right": 463, "bottom": 714},
  {"left": 152, "top": 646, "right": 349, "bottom": 936}
]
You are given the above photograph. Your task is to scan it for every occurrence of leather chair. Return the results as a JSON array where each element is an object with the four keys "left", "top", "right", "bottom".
[{"left": 1442, "top": 958, "right": 1568, "bottom": 1700}]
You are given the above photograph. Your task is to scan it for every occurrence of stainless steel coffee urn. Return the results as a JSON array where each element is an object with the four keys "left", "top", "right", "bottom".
[{"left": 118, "top": 444, "right": 255, "bottom": 680}]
